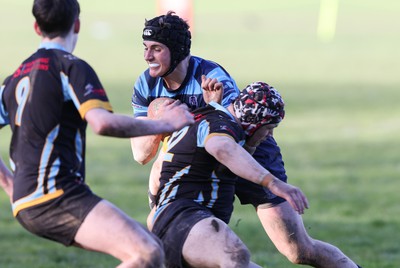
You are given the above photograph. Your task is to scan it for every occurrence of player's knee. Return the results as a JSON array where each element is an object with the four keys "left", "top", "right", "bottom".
[
  {"left": 223, "top": 241, "right": 251, "bottom": 267},
  {"left": 232, "top": 247, "right": 251, "bottom": 267},
  {"left": 121, "top": 239, "right": 165, "bottom": 268},
  {"left": 281, "top": 241, "right": 314, "bottom": 265},
  {"left": 286, "top": 252, "right": 307, "bottom": 265},
  {"left": 130, "top": 240, "right": 164, "bottom": 268}
]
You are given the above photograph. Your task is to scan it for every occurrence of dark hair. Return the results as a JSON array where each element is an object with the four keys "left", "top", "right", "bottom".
[
  {"left": 143, "top": 11, "right": 191, "bottom": 77},
  {"left": 32, "top": 0, "right": 80, "bottom": 38}
]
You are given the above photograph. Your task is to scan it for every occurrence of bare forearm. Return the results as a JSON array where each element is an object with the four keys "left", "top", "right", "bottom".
[
  {"left": 0, "top": 159, "right": 13, "bottom": 198},
  {"left": 130, "top": 135, "right": 161, "bottom": 165},
  {"left": 206, "top": 137, "right": 271, "bottom": 186},
  {"left": 206, "top": 136, "right": 309, "bottom": 214},
  {"left": 96, "top": 113, "right": 172, "bottom": 138},
  {"left": 147, "top": 150, "right": 165, "bottom": 212},
  {"left": 86, "top": 108, "right": 193, "bottom": 139},
  {"left": 148, "top": 151, "right": 164, "bottom": 195}
]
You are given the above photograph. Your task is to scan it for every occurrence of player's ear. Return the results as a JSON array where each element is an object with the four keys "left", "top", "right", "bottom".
[
  {"left": 73, "top": 18, "right": 80, "bottom": 34},
  {"left": 34, "top": 21, "right": 42, "bottom": 36}
]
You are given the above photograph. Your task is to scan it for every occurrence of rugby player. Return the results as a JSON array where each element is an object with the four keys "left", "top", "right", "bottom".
[
  {"left": 0, "top": 1, "right": 193, "bottom": 267},
  {"left": 131, "top": 11, "right": 362, "bottom": 268},
  {"left": 149, "top": 82, "right": 308, "bottom": 267}
]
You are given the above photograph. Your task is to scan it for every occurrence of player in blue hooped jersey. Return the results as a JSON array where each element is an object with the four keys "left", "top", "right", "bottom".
[{"left": 131, "top": 11, "right": 362, "bottom": 268}]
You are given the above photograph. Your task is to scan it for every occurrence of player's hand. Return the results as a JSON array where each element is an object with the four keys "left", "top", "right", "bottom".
[
  {"left": 148, "top": 98, "right": 176, "bottom": 119},
  {"left": 267, "top": 179, "right": 309, "bottom": 215},
  {"left": 201, "top": 75, "right": 224, "bottom": 104},
  {"left": 159, "top": 100, "right": 194, "bottom": 131}
]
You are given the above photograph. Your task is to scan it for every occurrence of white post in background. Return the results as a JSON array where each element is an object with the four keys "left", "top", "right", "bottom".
[{"left": 317, "top": 0, "right": 339, "bottom": 43}]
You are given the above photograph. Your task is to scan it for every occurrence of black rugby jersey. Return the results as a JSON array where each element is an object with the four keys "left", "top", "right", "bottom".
[
  {"left": 0, "top": 43, "right": 112, "bottom": 216},
  {"left": 155, "top": 102, "right": 245, "bottom": 223}
]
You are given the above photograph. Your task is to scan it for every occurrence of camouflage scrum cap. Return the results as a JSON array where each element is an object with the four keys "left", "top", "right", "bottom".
[
  {"left": 142, "top": 11, "right": 191, "bottom": 77},
  {"left": 233, "top": 82, "right": 285, "bottom": 136}
]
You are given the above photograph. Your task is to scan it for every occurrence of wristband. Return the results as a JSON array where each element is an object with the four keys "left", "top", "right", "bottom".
[
  {"left": 259, "top": 172, "right": 273, "bottom": 188},
  {"left": 148, "top": 190, "right": 157, "bottom": 209}
]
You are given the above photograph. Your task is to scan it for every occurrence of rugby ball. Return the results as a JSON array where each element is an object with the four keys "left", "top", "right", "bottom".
[{"left": 147, "top": 97, "right": 175, "bottom": 119}]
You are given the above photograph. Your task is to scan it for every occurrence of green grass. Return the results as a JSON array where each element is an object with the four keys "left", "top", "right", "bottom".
[{"left": 1, "top": 1, "right": 399, "bottom": 267}]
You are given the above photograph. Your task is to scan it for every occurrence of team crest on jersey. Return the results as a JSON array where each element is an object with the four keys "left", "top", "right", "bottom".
[
  {"left": 189, "top": 96, "right": 198, "bottom": 108},
  {"left": 83, "top": 83, "right": 106, "bottom": 96},
  {"left": 63, "top": 54, "right": 78, "bottom": 61},
  {"left": 84, "top": 84, "right": 94, "bottom": 96}
]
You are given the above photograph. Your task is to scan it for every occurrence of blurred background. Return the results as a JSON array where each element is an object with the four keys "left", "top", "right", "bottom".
[{"left": 0, "top": 0, "right": 399, "bottom": 267}]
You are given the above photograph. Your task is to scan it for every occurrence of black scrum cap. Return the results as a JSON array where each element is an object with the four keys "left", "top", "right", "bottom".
[{"left": 143, "top": 11, "right": 191, "bottom": 77}]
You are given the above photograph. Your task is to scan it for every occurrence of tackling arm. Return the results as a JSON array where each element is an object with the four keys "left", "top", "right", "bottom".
[
  {"left": 85, "top": 102, "right": 193, "bottom": 138},
  {"left": 148, "top": 148, "right": 165, "bottom": 205},
  {"left": 205, "top": 136, "right": 273, "bottom": 186},
  {"left": 205, "top": 135, "right": 309, "bottom": 214},
  {"left": 146, "top": 148, "right": 166, "bottom": 230},
  {"left": 131, "top": 99, "right": 181, "bottom": 165},
  {"left": 0, "top": 156, "right": 13, "bottom": 199},
  {"left": 130, "top": 128, "right": 162, "bottom": 165}
]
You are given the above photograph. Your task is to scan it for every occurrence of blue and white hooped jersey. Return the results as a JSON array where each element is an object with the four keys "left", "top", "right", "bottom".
[{"left": 131, "top": 56, "right": 240, "bottom": 117}]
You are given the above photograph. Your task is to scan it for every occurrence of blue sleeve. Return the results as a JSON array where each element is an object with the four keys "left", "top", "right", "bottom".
[
  {"left": 196, "top": 120, "right": 210, "bottom": 147},
  {"left": 209, "top": 70, "right": 239, "bottom": 107},
  {"left": 0, "top": 84, "right": 10, "bottom": 126},
  {"left": 131, "top": 72, "right": 151, "bottom": 118},
  {"left": 197, "top": 115, "right": 242, "bottom": 148},
  {"left": 221, "top": 79, "right": 239, "bottom": 108},
  {"left": 199, "top": 60, "right": 240, "bottom": 108}
]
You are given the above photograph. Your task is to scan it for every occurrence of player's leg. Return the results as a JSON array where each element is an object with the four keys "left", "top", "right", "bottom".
[
  {"left": 257, "top": 202, "right": 359, "bottom": 268},
  {"left": 182, "top": 217, "right": 262, "bottom": 268},
  {"left": 248, "top": 137, "right": 360, "bottom": 267},
  {"left": 74, "top": 199, "right": 164, "bottom": 268}
]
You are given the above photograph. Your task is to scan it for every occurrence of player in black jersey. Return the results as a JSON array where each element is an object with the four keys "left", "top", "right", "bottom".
[
  {"left": 0, "top": 1, "right": 194, "bottom": 267},
  {"left": 149, "top": 82, "right": 308, "bottom": 268}
]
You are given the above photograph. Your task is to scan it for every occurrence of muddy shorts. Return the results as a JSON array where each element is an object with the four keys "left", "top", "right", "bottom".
[{"left": 16, "top": 181, "right": 102, "bottom": 246}]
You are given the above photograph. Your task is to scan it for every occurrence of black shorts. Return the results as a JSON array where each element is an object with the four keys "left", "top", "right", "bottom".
[
  {"left": 235, "top": 136, "right": 287, "bottom": 207},
  {"left": 16, "top": 180, "right": 102, "bottom": 246},
  {"left": 152, "top": 200, "right": 213, "bottom": 268}
]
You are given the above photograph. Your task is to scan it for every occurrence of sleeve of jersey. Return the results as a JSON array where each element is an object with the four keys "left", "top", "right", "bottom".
[
  {"left": 62, "top": 60, "right": 113, "bottom": 119},
  {"left": 205, "top": 67, "right": 240, "bottom": 108},
  {"left": 0, "top": 84, "right": 10, "bottom": 126},
  {"left": 131, "top": 74, "right": 150, "bottom": 118},
  {"left": 196, "top": 119, "right": 239, "bottom": 148}
]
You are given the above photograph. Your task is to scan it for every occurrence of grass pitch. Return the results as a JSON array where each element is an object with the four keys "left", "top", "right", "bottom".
[{"left": 1, "top": 1, "right": 399, "bottom": 267}]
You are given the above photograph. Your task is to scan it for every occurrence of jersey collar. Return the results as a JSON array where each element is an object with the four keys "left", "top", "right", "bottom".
[
  {"left": 39, "top": 42, "right": 68, "bottom": 52},
  {"left": 208, "top": 102, "right": 236, "bottom": 121}
]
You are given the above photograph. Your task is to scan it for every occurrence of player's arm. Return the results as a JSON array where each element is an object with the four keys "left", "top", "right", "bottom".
[
  {"left": 205, "top": 135, "right": 309, "bottom": 215},
  {"left": 148, "top": 147, "right": 165, "bottom": 206},
  {"left": 84, "top": 103, "right": 194, "bottom": 139},
  {"left": 130, "top": 98, "right": 177, "bottom": 165},
  {"left": 0, "top": 155, "right": 13, "bottom": 199},
  {"left": 146, "top": 147, "right": 166, "bottom": 230},
  {"left": 201, "top": 75, "right": 224, "bottom": 104},
  {"left": 130, "top": 119, "right": 162, "bottom": 165}
]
